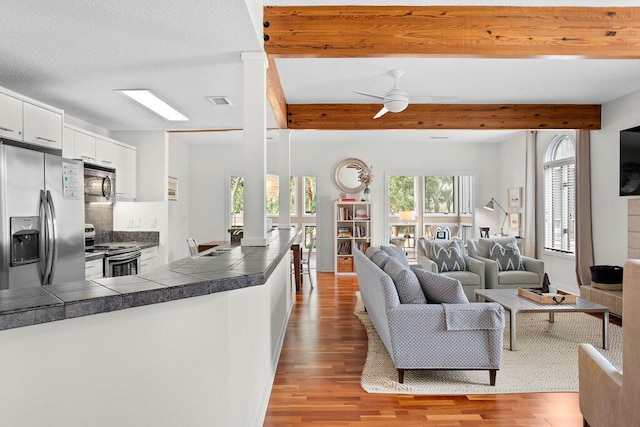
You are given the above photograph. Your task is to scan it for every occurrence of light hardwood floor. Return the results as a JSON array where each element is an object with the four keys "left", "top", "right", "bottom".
[{"left": 264, "top": 272, "right": 584, "bottom": 426}]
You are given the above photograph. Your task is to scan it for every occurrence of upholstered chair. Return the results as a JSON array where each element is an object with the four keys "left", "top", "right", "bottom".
[
  {"left": 467, "top": 237, "right": 543, "bottom": 290},
  {"left": 417, "top": 237, "right": 485, "bottom": 301},
  {"left": 579, "top": 259, "right": 640, "bottom": 427}
]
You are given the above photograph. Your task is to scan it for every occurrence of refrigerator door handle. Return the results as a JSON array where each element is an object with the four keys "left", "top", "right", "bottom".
[
  {"left": 39, "top": 190, "right": 48, "bottom": 285},
  {"left": 44, "top": 190, "right": 58, "bottom": 285}
]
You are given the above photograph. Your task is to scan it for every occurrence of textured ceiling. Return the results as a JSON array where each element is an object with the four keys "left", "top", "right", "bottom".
[{"left": 0, "top": 1, "right": 639, "bottom": 144}]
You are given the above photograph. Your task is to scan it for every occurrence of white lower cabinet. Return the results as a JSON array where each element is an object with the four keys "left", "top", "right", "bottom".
[
  {"left": 85, "top": 258, "right": 104, "bottom": 280},
  {"left": 139, "top": 247, "right": 158, "bottom": 274}
]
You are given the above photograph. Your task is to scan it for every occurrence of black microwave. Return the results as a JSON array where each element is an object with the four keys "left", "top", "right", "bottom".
[{"left": 84, "top": 164, "right": 116, "bottom": 203}]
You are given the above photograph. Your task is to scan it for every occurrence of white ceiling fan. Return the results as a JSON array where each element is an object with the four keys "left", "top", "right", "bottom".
[{"left": 353, "top": 69, "right": 457, "bottom": 119}]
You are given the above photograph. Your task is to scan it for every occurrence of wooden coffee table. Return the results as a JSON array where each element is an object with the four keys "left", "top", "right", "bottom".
[{"left": 475, "top": 288, "right": 610, "bottom": 351}]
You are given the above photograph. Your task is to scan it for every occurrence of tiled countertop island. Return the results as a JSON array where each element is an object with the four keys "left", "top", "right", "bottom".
[
  {"left": 0, "top": 229, "right": 299, "bottom": 331},
  {"left": 0, "top": 228, "right": 299, "bottom": 427}
]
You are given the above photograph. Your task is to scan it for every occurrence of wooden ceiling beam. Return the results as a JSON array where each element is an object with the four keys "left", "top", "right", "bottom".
[
  {"left": 264, "top": 6, "right": 640, "bottom": 58},
  {"left": 287, "top": 104, "right": 601, "bottom": 130},
  {"left": 267, "top": 57, "right": 288, "bottom": 129}
]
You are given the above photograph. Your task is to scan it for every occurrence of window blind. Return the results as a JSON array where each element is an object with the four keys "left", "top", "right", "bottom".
[{"left": 544, "top": 160, "right": 576, "bottom": 253}]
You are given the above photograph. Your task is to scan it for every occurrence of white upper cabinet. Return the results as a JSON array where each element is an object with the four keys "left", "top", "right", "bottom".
[
  {"left": 23, "top": 102, "right": 62, "bottom": 150},
  {"left": 0, "top": 88, "right": 63, "bottom": 150},
  {"left": 114, "top": 143, "right": 137, "bottom": 200},
  {"left": 0, "top": 92, "right": 23, "bottom": 140},
  {"left": 74, "top": 131, "right": 96, "bottom": 163},
  {"left": 62, "top": 126, "right": 74, "bottom": 158},
  {"left": 96, "top": 137, "right": 115, "bottom": 167}
]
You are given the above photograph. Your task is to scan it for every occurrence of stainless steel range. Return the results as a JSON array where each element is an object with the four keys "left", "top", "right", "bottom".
[
  {"left": 84, "top": 224, "right": 142, "bottom": 277},
  {"left": 93, "top": 242, "right": 142, "bottom": 277}
]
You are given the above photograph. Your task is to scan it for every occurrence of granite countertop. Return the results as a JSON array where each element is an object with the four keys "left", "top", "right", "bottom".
[{"left": 0, "top": 229, "right": 299, "bottom": 331}]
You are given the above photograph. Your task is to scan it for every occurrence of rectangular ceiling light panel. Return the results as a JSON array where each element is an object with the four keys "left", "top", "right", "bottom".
[{"left": 117, "top": 89, "right": 189, "bottom": 121}]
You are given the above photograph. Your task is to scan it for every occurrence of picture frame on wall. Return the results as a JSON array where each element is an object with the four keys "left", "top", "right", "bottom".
[
  {"left": 509, "top": 212, "right": 521, "bottom": 230},
  {"left": 508, "top": 187, "right": 522, "bottom": 208},
  {"left": 168, "top": 176, "right": 178, "bottom": 201}
]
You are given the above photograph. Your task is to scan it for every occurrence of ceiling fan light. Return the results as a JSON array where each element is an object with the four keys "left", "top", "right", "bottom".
[{"left": 385, "top": 99, "right": 408, "bottom": 113}]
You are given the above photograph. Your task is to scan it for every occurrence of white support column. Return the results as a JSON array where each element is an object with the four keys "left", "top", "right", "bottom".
[
  {"left": 278, "top": 129, "right": 292, "bottom": 230},
  {"left": 241, "top": 51, "right": 268, "bottom": 246}
]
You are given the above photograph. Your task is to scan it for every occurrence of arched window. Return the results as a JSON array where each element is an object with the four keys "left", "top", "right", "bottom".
[{"left": 544, "top": 134, "right": 576, "bottom": 254}]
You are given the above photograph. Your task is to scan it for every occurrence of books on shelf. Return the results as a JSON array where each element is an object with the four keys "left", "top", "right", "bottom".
[
  {"left": 355, "top": 241, "right": 370, "bottom": 252},
  {"left": 338, "top": 198, "right": 356, "bottom": 201},
  {"left": 337, "top": 206, "right": 352, "bottom": 220},
  {"left": 337, "top": 226, "right": 352, "bottom": 237},
  {"left": 337, "top": 240, "right": 352, "bottom": 255},
  {"left": 353, "top": 224, "right": 367, "bottom": 237}
]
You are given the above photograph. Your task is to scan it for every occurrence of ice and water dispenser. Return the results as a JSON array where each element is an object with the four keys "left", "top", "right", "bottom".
[{"left": 10, "top": 217, "right": 40, "bottom": 266}]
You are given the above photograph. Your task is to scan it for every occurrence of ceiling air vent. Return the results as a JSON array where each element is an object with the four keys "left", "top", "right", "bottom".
[{"left": 206, "top": 96, "right": 232, "bottom": 106}]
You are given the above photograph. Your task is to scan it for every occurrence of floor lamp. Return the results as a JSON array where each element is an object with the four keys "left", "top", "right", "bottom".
[{"left": 484, "top": 198, "right": 508, "bottom": 236}]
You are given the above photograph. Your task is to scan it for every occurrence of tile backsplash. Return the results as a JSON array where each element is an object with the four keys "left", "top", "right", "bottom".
[
  {"left": 85, "top": 203, "right": 159, "bottom": 244},
  {"left": 85, "top": 203, "right": 113, "bottom": 244}
]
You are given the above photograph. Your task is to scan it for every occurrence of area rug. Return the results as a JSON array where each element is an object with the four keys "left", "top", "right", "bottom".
[{"left": 354, "top": 292, "right": 623, "bottom": 394}]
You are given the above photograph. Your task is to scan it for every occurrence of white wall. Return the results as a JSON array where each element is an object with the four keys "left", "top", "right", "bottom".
[
  {"left": 497, "top": 133, "right": 527, "bottom": 236},
  {"left": 187, "top": 136, "right": 511, "bottom": 272},
  {"left": 168, "top": 135, "right": 190, "bottom": 261},
  {"left": 592, "top": 90, "right": 640, "bottom": 265},
  {"left": 0, "top": 255, "right": 292, "bottom": 427}
]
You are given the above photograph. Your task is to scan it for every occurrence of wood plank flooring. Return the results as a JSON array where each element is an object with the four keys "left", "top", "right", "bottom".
[{"left": 264, "top": 273, "right": 584, "bottom": 426}]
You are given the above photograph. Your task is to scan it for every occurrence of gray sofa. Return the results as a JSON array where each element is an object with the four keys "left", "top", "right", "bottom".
[{"left": 354, "top": 247, "right": 505, "bottom": 385}]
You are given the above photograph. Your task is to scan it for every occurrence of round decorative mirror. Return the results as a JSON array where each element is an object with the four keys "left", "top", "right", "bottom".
[{"left": 334, "top": 158, "right": 370, "bottom": 193}]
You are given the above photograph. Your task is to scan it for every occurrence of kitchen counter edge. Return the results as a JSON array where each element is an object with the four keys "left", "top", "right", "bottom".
[{"left": 0, "top": 229, "right": 300, "bottom": 331}]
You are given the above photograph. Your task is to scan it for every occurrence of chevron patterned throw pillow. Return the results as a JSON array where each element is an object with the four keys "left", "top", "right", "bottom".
[
  {"left": 429, "top": 241, "right": 466, "bottom": 272},
  {"left": 489, "top": 241, "right": 525, "bottom": 271}
]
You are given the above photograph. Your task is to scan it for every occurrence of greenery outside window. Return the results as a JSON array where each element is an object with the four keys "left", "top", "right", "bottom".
[
  {"left": 303, "top": 176, "right": 316, "bottom": 215},
  {"left": 543, "top": 135, "right": 576, "bottom": 254},
  {"left": 266, "top": 175, "right": 296, "bottom": 216},
  {"left": 424, "top": 176, "right": 455, "bottom": 214},
  {"left": 388, "top": 176, "right": 416, "bottom": 214}
]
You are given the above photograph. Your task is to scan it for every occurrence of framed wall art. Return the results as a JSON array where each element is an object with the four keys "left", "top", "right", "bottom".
[
  {"left": 509, "top": 212, "right": 521, "bottom": 230},
  {"left": 508, "top": 187, "right": 522, "bottom": 208}
]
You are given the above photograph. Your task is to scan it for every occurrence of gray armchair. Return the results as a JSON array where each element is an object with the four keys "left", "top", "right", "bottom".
[
  {"left": 417, "top": 238, "right": 484, "bottom": 301},
  {"left": 467, "top": 237, "right": 543, "bottom": 290}
]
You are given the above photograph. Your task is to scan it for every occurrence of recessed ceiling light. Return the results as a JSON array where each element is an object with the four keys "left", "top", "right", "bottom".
[
  {"left": 117, "top": 89, "right": 189, "bottom": 121},
  {"left": 206, "top": 96, "right": 232, "bottom": 106}
]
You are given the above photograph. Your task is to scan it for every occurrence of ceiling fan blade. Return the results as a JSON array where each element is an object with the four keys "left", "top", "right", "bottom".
[
  {"left": 373, "top": 106, "right": 389, "bottom": 119},
  {"left": 353, "top": 90, "right": 387, "bottom": 101}
]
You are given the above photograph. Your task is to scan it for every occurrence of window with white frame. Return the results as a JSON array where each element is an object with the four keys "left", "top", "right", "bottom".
[
  {"left": 424, "top": 176, "right": 455, "bottom": 214},
  {"left": 543, "top": 134, "right": 576, "bottom": 254}
]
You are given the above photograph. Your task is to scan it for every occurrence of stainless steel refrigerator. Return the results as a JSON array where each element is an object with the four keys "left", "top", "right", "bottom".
[{"left": 0, "top": 141, "right": 85, "bottom": 290}]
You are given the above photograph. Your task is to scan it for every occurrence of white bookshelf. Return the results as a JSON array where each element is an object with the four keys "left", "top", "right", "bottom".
[{"left": 334, "top": 201, "right": 372, "bottom": 275}]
